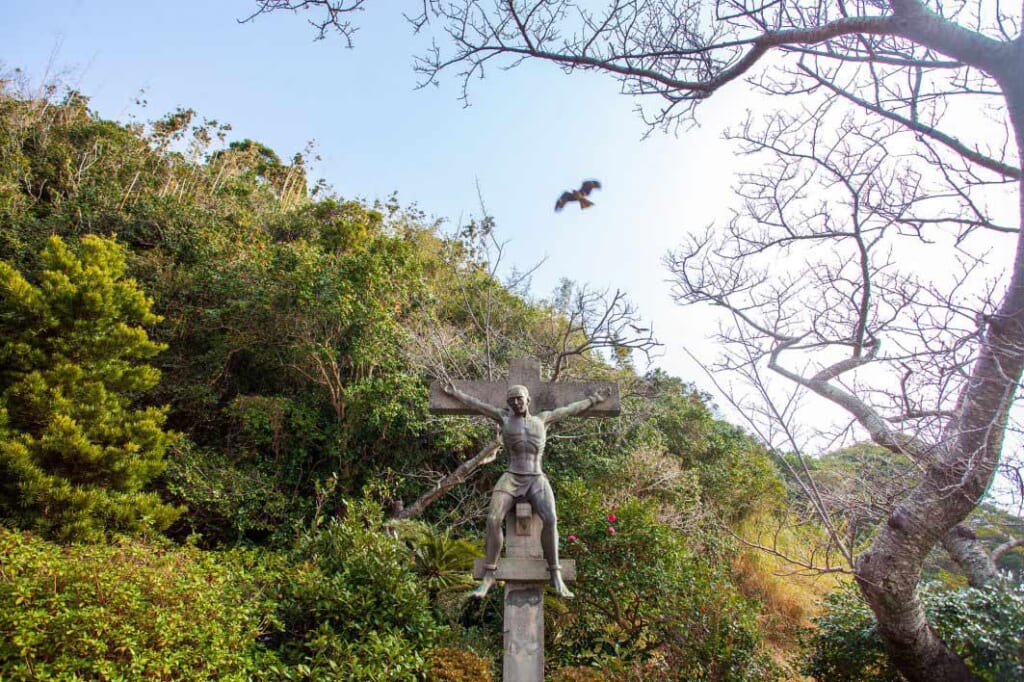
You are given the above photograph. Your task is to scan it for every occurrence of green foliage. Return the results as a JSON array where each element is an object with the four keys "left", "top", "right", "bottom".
[
  {"left": 162, "top": 438, "right": 293, "bottom": 544},
  {"left": 145, "top": 186, "right": 464, "bottom": 540},
  {"left": 304, "top": 197, "right": 381, "bottom": 253},
  {"left": 552, "top": 482, "right": 780, "bottom": 680},
  {"left": 208, "top": 138, "right": 307, "bottom": 205},
  {"left": 404, "top": 524, "right": 483, "bottom": 600},
  {"left": 929, "top": 584, "right": 1024, "bottom": 681},
  {"left": 638, "top": 370, "right": 784, "bottom": 520},
  {"left": 0, "top": 84, "right": 504, "bottom": 544},
  {"left": 426, "top": 647, "right": 494, "bottom": 682},
  {"left": 266, "top": 628, "right": 428, "bottom": 682},
  {"left": 0, "top": 84, "right": 812, "bottom": 676},
  {"left": 801, "top": 584, "right": 898, "bottom": 682},
  {"left": 0, "top": 90, "right": 155, "bottom": 265},
  {"left": 268, "top": 498, "right": 441, "bottom": 680},
  {"left": 0, "top": 235, "right": 180, "bottom": 542},
  {"left": 0, "top": 527, "right": 277, "bottom": 680},
  {"left": 802, "top": 582, "right": 1024, "bottom": 681}
]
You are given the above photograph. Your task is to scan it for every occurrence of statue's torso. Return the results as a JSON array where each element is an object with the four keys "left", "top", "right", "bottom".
[{"left": 502, "top": 413, "right": 546, "bottom": 475}]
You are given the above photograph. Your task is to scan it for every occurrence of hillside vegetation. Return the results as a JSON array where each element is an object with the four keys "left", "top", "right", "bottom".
[{"left": 0, "top": 83, "right": 1018, "bottom": 680}]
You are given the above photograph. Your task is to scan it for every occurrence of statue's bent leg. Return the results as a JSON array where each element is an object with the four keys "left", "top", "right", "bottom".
[
  {"left": 530, "top": 478, "right": 574, "bottom": 598},
  {"left": 470, "top": 489, "right": 514, "bottom": 599}
]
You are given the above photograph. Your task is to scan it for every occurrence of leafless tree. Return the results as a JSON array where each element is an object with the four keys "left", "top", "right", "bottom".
[
  {"left": 669, "top": 97, "right": 1021, "bottom": 679},
  {"left": 669, "top": 93, "right": 1022, "bottom": 677},
  {"left": 539, "top": 279, "right": 661, "bottom": 379},
  {"left": 246, "top": 1, "right": 1023, "bottom": 678}
]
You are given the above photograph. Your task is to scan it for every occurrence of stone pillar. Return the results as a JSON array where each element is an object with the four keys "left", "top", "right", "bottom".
[
  {"left": 503, "top": 503, "right": 546, "bottom": 682},
  {"left": 472, "top": 503, "right": 576, "bottom": 682}
]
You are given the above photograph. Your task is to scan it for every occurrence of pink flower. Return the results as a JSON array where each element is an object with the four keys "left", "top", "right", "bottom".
[
  {"left": 607, "top": 526, "right": 617, "bottom": 535},
  {"left": 567, "top": 534, "right": 578, "bottom": 542},
  {"left": 607, "top": 513, "right": 617, "bottom": 523}
]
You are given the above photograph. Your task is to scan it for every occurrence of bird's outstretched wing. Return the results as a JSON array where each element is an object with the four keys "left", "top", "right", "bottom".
[
  {"left": 554, "top": 180, "right": 602, "bottom": 212},
  {"left": 554, "top": 191, "right": 576, "bottom": 212}
]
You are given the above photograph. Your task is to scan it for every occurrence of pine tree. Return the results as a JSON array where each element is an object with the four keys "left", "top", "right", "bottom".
[{"left": 0, "top": 235, "right": 181, "bottom": 542}]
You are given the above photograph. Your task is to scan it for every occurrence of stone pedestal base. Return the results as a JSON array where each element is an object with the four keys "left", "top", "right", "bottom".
[
  {"left": 503, "top": 582, "right": 545, "bottom": 681},
  {"left": 470, "top": 503, "right": 576, "bottom": 682}
]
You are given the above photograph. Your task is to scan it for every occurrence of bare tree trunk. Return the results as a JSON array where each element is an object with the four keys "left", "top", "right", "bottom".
[
  {"left": 856, "top": 62, "right": 1024, "bottom": 682},
  {"left": 942, "top": 524, "right": 1024, "bottom": 587},
  {"left": 856, "top": 498, "right": 982, "bottom": 681},
  {"left": 942, "top": 526, "right": 999, "bottom": 588},
  {"left": 992, "top": 537, "right": 1024, "bottom": 564},
  {"left": 395, "top": 439, "right": 501, "bottom": 519}
]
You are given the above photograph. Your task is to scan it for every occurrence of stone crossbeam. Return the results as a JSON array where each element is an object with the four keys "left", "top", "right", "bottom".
[{"left": 429, "top": 358, "right": 620, "bottom": 416}]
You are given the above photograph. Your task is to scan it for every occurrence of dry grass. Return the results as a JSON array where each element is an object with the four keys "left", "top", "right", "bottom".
[{"left": 729, "top": 515, "right": 847, "bottom": 645}]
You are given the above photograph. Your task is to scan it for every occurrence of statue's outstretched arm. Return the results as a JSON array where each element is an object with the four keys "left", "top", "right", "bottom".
[
  {"left": 442, "top": 383, "right": 505, "bottom": 421},
  {"left": 542, "top": 389, "right": 608, "bottom": 424}
]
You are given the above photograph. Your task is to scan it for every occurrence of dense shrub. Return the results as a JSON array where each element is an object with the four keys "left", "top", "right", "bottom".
[
  {"left": 802, "top": 582, "right": 1024, "bottom": 681},
  {"left": 426, "top": 646, "right": 494, "bottom": 681},
  {"left": 267, "top": 498, "right": 441, "bottom": 680},
  {"left": 0, "top": 235, "right": 180, "bottom": 542},
  {"left": 0, "top": 511, "right": 466, "bottom": 682},
  {"left": 0, "top": 527, "right": 276, "bottom": 680},
  {"left": 549, "top": 666, "right": 611, "bottom": 681},
  {"left": 163, "top": 438, "right": 294, "bottom": 545},
  {"left": 552, "top": 482, "right": 781, "bottom": 680}
]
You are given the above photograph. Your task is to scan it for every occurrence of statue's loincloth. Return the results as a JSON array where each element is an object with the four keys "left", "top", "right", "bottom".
[{"left": 493, "top": 471, "right": 553, "bottom": 504}]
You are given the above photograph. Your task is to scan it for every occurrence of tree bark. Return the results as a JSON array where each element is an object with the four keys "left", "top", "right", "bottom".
[
  {"left": 394, "top": 438, "right": 501, "bottom": 519},
  {"left": 856, "top": 56, "right": 1024, "bottom": 682},
  {"left": 942, "top": 525, "right": 999, "bottom": 588},
  {"left": 856, "top": 497, "right": 982, "bottom": 681}
]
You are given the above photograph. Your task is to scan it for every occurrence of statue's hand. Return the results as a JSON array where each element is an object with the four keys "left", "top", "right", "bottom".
[
  {"left": 441, "top": 380, "right": 458, "bottom": 396},
  {"left": 589, "top": 388, "right": 610, "bottom": 404}
]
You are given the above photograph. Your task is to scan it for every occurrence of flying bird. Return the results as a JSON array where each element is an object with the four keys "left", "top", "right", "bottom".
[{"left": 555, "top": 179, "right": 602, "bottom": 211}]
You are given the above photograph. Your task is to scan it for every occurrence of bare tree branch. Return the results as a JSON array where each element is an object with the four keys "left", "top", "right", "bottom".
[
  {"left": 242, "top": 0, "right": 367, "bottom": 44},
  {"left": 395, "top": 437, "right": 501, "bottom": 519}
]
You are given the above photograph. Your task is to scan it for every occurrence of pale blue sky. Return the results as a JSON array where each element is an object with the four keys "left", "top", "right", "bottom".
[{"left": 3, "top": 0, "right": 751, "bottom": 393}]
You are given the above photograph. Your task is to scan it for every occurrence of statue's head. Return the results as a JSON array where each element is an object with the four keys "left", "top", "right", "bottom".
[{"left": 507, "top": 384, "right": 530, "bottom": 415}]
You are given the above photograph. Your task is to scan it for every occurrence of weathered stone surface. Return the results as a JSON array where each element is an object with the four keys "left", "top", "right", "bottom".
[
  {"left": 504, "top": 582, "right": 545, "bottom": 682},
  {"left": 515, "top": 502, "right": 533, "bottom": 536},
  {"left": 473, "top": 557, "right": 576, "bottom": 581},
  {"left": 496, "top": 509, "right": 577, "bottom": 682},
  {"left": 429, "top": 358, "right": 620, "bottom": 415},
  {"left": 507, "top": 507, "right": 544, "bottom": 558}
]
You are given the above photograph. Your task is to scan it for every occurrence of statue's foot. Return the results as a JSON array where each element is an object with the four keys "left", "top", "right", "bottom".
[
  {"left": 551, "top": 570, "right": 574, "bottom": 599},
  {"left": 470, "top": 571, "right": 497, "bottom": 599}
]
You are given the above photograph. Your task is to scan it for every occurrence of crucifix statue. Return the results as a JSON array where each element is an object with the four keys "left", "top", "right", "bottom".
[{"left": 430, "top": 358, "right": 620, "bottom": 680}]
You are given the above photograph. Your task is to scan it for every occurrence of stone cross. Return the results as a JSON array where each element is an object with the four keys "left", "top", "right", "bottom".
[
  {"left": 428, "top": 358, "right": 621, "bottom": 417},
  {"left": 429, "top": 358, "right": 619, "bottom": 681}
]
